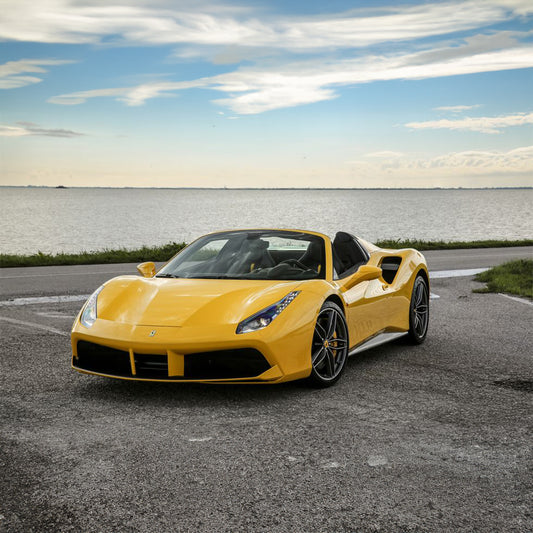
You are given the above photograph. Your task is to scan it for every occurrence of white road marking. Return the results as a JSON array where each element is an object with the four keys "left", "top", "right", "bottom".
[
  {"left": 0, "top": 294, "right": 89, "bottom": 307},
  {"left": 0, "top": 316, "right": 69, "bottom": 337},
  {"left": 322, "top": 461, "right": 342, "bottom": 468},
  {"left": 430, "top": 293, "right": 440, "bottom": 299},
  {"left": 367, "top": 455, "right": 388, "bottom": 467},
  {"left": 498, "top": 293, "right": 533, "bottom": 307},
  {"left": 35, "top": 311, "right": 75, "bottom": 319},
  {"left": 430, "top": 268, "right": 488, "bottom": 279},
  {"left": 188, "top": 437, "right": 212, "bottom": 442}
]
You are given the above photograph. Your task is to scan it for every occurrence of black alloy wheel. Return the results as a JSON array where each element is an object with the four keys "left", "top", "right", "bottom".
[
  {"left": 308, "top": 301, "right": 349, "bottom": 387},
  {"left": 407, "top": 275, "right": 429, "bottom": 344}
]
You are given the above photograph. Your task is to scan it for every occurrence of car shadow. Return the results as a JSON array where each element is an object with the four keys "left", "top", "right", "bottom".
[
  {"left": 73, "top": 340, "right": 410, "bottom": 408},
  {"left": 73, "top": 373, "right": 312, "bottom": 408},
  {"left": 345, "top": 339, "right": 409, "bottom": 369}
]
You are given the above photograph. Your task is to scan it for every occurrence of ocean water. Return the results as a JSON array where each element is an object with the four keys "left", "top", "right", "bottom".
[{"left": 1, "top": 187, "right": 532, "bottom": 255}]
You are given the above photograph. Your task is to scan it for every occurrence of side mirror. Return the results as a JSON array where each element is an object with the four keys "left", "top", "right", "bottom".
[
  {"left": 343, "top": 265, "right": 382, "bottom": 291},
  {"left": 137, "top": 261, "right": 156, "bottom": 278}
]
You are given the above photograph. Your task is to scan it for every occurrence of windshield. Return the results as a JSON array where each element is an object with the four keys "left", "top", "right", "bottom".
[{"left": 157, "top": 230, "right": 325, "bottom": 280}]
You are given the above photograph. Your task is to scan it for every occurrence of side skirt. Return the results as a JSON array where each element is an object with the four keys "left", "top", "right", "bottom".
[{"left": 348, "top": 331, "right": 408, "bottom": 357}]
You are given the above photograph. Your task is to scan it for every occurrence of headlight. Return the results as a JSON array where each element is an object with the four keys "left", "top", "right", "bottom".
[
  {"left": 80, "top": 285, "right": 104, "bottom": 328},
  {"left": 236, "top": 291, "right": 300, "bottom": 334}
]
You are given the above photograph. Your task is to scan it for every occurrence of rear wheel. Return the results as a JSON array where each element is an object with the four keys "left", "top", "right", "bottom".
[
  {"left": 307, "top": 301, "right": 349, "bottom": 387},
  {"left": 407, "top": 275, "right": 429, "bottom": 344}
]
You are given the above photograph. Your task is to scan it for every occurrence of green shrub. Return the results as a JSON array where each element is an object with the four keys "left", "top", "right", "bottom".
[
  {"left": 0, "top": 242, "right": 186, "bottom": 268},
  {"left": 376, "top": 239, "right": 533, "bottom": 251}
]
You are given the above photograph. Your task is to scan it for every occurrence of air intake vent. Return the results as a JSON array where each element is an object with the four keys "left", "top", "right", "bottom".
[
  {"left": 185, "top": 349, "right": 270, "bottom": 379},
  {"left": 76, "top": 341, "right": 132, "bottom": 377}
]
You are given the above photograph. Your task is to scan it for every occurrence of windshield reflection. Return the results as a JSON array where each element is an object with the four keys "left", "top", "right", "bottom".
[{"left": 157, "top": 230, "right": 325, "bottom": 281}]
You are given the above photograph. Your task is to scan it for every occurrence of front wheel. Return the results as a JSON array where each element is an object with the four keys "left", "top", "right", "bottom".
[
  {"left": 407, "top": 275, "right": 429, "bottom": 344},
  {"left": 307, "top": 301, "right": 349, "bottom": 387}
]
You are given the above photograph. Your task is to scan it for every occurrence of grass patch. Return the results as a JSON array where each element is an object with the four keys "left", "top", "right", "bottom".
[
  {"left": 474, "top": 259, "right": 533, "bottom": 299},
  {"left": 0, "top": 242, "right": 186, "bottom": 268},
  {"left": 1, "top": 239, "right": 532, "bottom": 268},
  {"left": 375, "top": 238, "right": 533, "bottom": 251}
]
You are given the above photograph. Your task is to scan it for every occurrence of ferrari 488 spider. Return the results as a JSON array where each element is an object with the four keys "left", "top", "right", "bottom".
[{"left": 71, "top": 229, "right": 429, "bottom": 387}]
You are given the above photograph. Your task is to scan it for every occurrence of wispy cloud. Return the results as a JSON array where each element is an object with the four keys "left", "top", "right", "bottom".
[
  {"left": 406, "top": 112, "right": 533, "bottom": 133},
  {"left": 49, "top": 42, "right": 533, "bottom": 114},
  {"left": 1, "top": 0, "right": 532, "bottom": 50},
  {"left": 0, "top": 122, "right": 85, "bottom": 137},
  {"left": 426, "top": 146, "right": 533, "bottom": 170},
  {"left": 47, "top": 79, "right": 215, "bottom": 106},
  {"left": 434, "top": 105, "right": 481, "bottom": 113},
  {"left": 5, "top": 1, "right": 530, "bottom": 115},
  {"left": 347, "top": 145, "right": 533, "bottom": 180},
  {"left": 0, "top": 59, "right": 75, "bottom": 89}
]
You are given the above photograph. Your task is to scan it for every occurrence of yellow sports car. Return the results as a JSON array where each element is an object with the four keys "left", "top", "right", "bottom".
[{"left": 71, "top": 229, "right": 429, "bottom": 387}]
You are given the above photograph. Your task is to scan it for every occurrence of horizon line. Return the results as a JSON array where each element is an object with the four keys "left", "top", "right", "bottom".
[{"left": 2, "top": 186, "right": 533, "bottom": 191}]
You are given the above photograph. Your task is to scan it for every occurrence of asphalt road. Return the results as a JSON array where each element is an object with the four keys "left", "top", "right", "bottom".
[
  {"left": 0, "top": 249, "right": 532, "bottom": 532},
  {"left": 1, "top": 246, "right": 532, "bottom": 299}
]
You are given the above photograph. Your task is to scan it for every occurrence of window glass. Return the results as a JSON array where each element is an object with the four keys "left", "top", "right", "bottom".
[{"left": 157, "top": 230, "right": 325, "bottom": 281}]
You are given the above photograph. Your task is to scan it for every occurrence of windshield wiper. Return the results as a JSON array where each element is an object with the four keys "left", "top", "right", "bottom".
[{"left": 155, "top": 273, "right": 179, "bottom": 278}]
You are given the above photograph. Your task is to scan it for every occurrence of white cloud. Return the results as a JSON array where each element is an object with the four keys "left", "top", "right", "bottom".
[
  {"left": 434, "top": 105, "right": 481, "bottom": 113},
  {"left": 48, "top": 79, "right": 211, "bottom": 106},
  {"left": 347, "top": 145, "right": 533, "bottom": 180},
  {"left": 427, "top": 146, "right": 533, "bottom": 169},
  {"left": 0, "top": 122, "right": 84, "bottom": 137},
  {"left": 0, "top": 59, "right": 75, "bottom": 89},
  {"left": 0, "top": 0, "right": 531, "bottom": 51},
  {"left": 406, "top": 112, "right": 533, "bottom": 133},
  {"left": 6, "top": 1, "right": 526, "bottom": 115},
  {"left": 47, "top": 87, "right": 128, "bottom": 105},
  {"left": 49, "top": 42, "right": 533, "bottom": 114}
]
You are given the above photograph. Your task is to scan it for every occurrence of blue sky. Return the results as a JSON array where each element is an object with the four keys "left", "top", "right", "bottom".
[{"left": 1, "top": 0, "right": 532, "bottom": 188}]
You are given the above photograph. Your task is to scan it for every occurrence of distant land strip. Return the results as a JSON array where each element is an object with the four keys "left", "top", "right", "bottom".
[
  {"left": 2, "top": 239, "right": 532, "bottom": 268},
  {"left": 1, "top": 186, "right": 532, "bottom": 191}
]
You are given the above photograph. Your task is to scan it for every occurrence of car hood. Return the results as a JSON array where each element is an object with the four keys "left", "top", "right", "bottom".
[{"left": 96, "top": 276, "right": 303, "bottom": 327}]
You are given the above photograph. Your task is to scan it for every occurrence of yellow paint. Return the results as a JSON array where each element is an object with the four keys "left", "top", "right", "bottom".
[
  {"left": 167, "top": 351, "right": 185, "bottom": 376},
  {"left": 129, "top": 348, "right": 136, "bottom": 375},
  {"left": 72, "top": 229, "right": 429, "bottom": 384},
  {"left": 137, "top": 261, "right": 156, "bottom": 278}
]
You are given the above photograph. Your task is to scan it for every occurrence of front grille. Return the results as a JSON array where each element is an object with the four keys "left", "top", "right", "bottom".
[
  {"left": 134, "top": 353, "right": 168, "bottom": 379},
  {"left": 76, "top": 341, "right": 132, "bottom": 377},
  {"left": 75, "top": 342, "right": 270, "bottom": 380}
]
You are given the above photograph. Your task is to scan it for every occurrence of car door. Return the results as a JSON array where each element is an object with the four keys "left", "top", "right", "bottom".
[
  {"left": 331, "top": 234, "right": 391, "bottom": 346},
  {"left": 336, "top": 269, "right": 388, "bottom": 347}
]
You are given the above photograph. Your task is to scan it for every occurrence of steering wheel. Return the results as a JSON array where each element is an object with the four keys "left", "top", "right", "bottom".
[{"left": 281, "top": 259, "right": 310, "bottom": 270}]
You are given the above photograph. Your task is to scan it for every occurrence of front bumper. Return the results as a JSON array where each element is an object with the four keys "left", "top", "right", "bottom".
[{"left": 71, "top": 319, "right": 313, "bottom": 384}]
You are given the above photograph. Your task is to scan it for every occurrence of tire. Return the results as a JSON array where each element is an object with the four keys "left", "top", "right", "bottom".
[
  {"left": 407, "top": 274, "right": 429, "bottom": 344},
  {"left": 307, "top": 301, "right": 349, "bottom": 387}
]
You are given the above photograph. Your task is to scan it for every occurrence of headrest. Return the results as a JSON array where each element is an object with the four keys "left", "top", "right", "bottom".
[
  {"left": 248, "top": 239, "right": 269, "bottom": 251},
  {"left": 333, "top": 231, "right": 353, "bottom": 243},
  {"left": 303, "top": 240, "right": 322, "bottom": 259}
]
